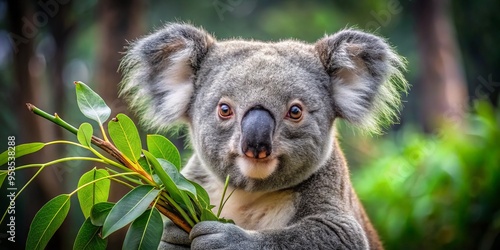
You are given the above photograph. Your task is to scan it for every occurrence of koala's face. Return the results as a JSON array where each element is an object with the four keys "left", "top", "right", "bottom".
[
  {"left": 190, "top": 41, "right": 335, "bottom": 191},
  {"left": 121, "top": 24, "right": 407, "bottom": 191}
]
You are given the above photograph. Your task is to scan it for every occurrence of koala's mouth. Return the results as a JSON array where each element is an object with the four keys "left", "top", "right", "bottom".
[{"left": 235, "top": 156, "right": 279, "bottom": 180}]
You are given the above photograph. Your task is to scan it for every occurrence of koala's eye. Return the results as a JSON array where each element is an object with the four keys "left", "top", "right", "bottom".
[
  {"left": 287, "top": 105, "right": 303, "bottom": 121},
  {"left": 218, "top": 103, "right": 233, "bottom": 119}
]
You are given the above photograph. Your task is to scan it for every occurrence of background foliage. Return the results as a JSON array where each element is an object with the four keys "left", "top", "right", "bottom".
[{"left": 350, "top": 101, "right": 500, "bottom": 249}]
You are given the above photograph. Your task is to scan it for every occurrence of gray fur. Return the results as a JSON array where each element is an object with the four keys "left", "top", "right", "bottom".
[{"left": 120, "top": 23, "right": 408, "bottom": 250}]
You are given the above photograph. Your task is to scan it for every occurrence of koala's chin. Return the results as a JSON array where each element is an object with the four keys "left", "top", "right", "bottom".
[
  {"left": 235, "top": 156, "right": 279, "bottom": 179},
  {"left": 121, "top": 23, "right": 408, "bottom": 250}
]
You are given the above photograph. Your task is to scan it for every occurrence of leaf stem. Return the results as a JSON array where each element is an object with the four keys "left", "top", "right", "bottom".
[
  {"left": 27, "top": 103, "right": 155, "bottom": 184},
  {"left": 154, "top": 202, "right": 192, "bottom": 233},
  {"left": 15, "top": 157, "right": 106, "bottom": 171},
  {"left": 217, "top": 175, "right": 231, "bottom": 218},
  {"left": 99, "top": 123, "right": 110, "bottom": 143},
  {"left": 27, "top": 103, "right": 78, "bottom": 134},
  {"left": 105, "top": 167, "right": 142, "bottom": 185},
  {"left": 1, "top": 156, "right": 106, "bottom": 224},
  {"left": 68, "top": 172, "right": 139, "bottom": 196},
  {"left": 110, "top": 178, "right": 135, "bottom": 189},
  {"left": 160, "top": 192, "right": 195, "bottom": 227}
]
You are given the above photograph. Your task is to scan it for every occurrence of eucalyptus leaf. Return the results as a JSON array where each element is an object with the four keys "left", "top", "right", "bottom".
[
  {"left": 189, "top": 180, "right": 211, "bottom": 207},
  {"left": 77, "top": 168, "right": 110, "bottom": 218},
  {"left": 90, "top": 202, "right": 115, "bottom": 227},
  {"left": 200, "top": 208, "right": 219, "bottom": 221},
  {"left": 75, "top": 81, "right": 111, "bottom": 125},
  {"left": 123, "top": 208, "right": 163, "bottom": 250},
  {"left": 157, "top": 158, "right": 196, "bottom": 197},
  {"left": 108, "top": 113, "right": 142, "bottom": 162},
  {"left": 26, "top": 194, "right": 71, "bottom": 250},
  {"left": 102, "top": 185, "right": 160, "bottom": 238},
  {"left": 146, "top": 134, "right": 182, "bottom": 170},
  {"left": 138, "top": 156, "right": 152, "bottom": 176},
  {"left": 142, "top": 151, "right": 182, "bottom": 201},
  {"left": 73, "top": 218, "right": 107, "bottom": 250},
  {"left": 154, "top": 158, "right": 197, "bottom": 221},
  {"left": 0, "top": 142, "right": 45, "bottom": 166},
  {"left": 77, "top": 123, "right": 94, "bottom": 147},
  {"left": 179, "top": 190, "right": 197, "bottom": 222}
]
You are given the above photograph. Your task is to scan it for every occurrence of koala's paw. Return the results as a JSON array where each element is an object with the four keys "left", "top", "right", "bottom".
[
  {"left": 190, "top": 221, "right": 260, "bottom": 250},
  {"left": 158, "top": 221, "right": 191, "bottom": 250}
]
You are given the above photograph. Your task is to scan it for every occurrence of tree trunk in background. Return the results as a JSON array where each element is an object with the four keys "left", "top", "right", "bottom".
[
  {"left": 7, "top": 0, "right": 63, "bottom": 249},
  {"left": 96, "top": 0, "right": 145, "bottom": 247},
  {"left": 96, "top": 0, "right": 145, "bottom": 118},
  {"left": 414, "top": 0, "right": 468, "bottom": 131}
]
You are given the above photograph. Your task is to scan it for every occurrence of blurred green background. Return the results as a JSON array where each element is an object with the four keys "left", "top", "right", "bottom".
[{"left": 0, "top": 0, "right": 499, "bottom": 249}]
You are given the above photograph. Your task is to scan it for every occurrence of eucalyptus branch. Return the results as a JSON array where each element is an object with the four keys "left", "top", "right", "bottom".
[
  {"left": 10, "top": 81, "right": 231, "bottom": 249},
  {"left": 27, "top": 103, "right": 154, "bottom": 184},
  {"left": 155, "top": 196, "right": 193, "bottom": 233},
  {"left": 160, "top": 192, "right": 195, "bottom": 228},
  {"left": 27, "top": 103, "right": 78, "bottom": 134}
]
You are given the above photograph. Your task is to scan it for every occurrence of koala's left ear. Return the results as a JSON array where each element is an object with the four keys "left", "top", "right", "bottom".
[
  {"left": 120, "top": 23, "right": 215, "bottom": 131},
  {"left": 315, "top": 29, "right": 408, "bottom": 134}
]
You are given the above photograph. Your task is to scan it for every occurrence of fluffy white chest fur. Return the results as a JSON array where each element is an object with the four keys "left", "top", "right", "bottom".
[{"left": 203, "top": 177, "right": 296, "bottom": 230}]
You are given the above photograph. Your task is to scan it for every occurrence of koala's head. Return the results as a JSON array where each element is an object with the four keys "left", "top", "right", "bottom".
[{"left": 120, "top": 23, "right": 407, "bottom": 191}]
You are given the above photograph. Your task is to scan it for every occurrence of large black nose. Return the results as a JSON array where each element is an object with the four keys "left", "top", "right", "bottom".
[{"left": 240, "top": 107, "right": 275, "bottom": 159}]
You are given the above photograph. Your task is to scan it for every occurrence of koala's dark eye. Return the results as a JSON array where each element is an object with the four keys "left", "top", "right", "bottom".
[
  {"left": 287, "top": 105, "right": 303, "bottom": 121},
  {"left": 218, "top": 103, "right": 233, "bottom": 119}
]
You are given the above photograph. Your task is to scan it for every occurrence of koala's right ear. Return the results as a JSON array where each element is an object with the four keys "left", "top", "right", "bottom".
[
  {"left": 315, "top": 29, "right": 408, "bottom": 134},
  {"left": 120, "top": 23, "right": 215, "bottom": 131}
]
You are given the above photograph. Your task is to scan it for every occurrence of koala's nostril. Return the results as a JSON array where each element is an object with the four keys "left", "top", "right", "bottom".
[
  {"left": 243, "top": 147, "right": 270, "bottom": 159},
  {"left": 240, "top": 107, "right": 275, "bottom": 160},
  {"left": 257, "top": 150, "right": 268, "bottom": 159},
  {"left": 244, "top": 150, "right": 255, "bottom": 158}
]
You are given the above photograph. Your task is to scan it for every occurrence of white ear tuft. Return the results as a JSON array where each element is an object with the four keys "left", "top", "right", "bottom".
[
  {"left": 119, "top": 23, "right": 214, "bottom": 131},
  {"left": 315, "top": 29, "right": 408, "bottom": 134}
]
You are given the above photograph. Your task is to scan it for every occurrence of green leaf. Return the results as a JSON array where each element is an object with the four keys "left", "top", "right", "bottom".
[
  {"left": 179, "top": 190, "right": 197, "bottom": 222},
  {"left": 75, "top": 81, "right": 111, "bottom": 125},
  {"left": 138, "top": 156, "right": 152, "bottom": 176},
  {"left": 189, "top": 180, "right": 211, "bottom": 207},
  {"left": 90, "top": 202, "right": 114, "bottom": 227},
  {"left": 146, "top": 134, "right": 182, "bottom": 170},
  {"left": 108, "top": 113, "right": 142, "bottom": 162},
  {"left": 143, "top": 151, "right": 182, "bottom": 201},
  {"left": 73, "top": 218, "right": 107, "bottom": 250},
  {"left": 123, "top": 208, "right": 163, "bottom": 250},
  {"left": 26, "top": 194, "right": 71, "bottom": 250},
  {"left": 0, "top": 142, "right": 45, "bottom": 166},
  {"left": 77, "top": 123, "right": 94, "bottom": 147},
  {"left": 177, "top": 176, "right": 197, "bottom": 197},
  {"left": 102, "top": 185, "right": 160, "bottom": 238},
  {"left": 77, "top": 168, "right": 110, "bottom": 218},
  {"left": 154, "top": 158, "right": 197, "bottom": 220},
  {"left": 200, "top": 207, "right": 219, "bottom": 221},
  {"left": 157, "top": 158, "right": 196, "bottom": 197}
]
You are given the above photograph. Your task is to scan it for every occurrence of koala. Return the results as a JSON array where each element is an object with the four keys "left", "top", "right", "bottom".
[{"left": 120, "top": 23, "right": 407, "bottom": 250}]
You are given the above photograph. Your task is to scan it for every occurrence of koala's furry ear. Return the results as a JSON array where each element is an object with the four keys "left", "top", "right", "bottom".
[
  {"left": 315, "top": 29, "right": 408, "bottom": 134},
  {"left": 120, "top": 23, "right": 215, "bottom": 131}
]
